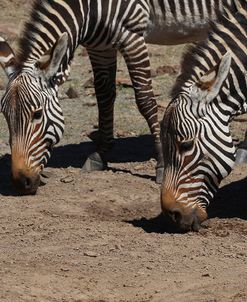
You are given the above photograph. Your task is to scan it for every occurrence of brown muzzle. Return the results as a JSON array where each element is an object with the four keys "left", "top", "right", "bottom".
[
  {"left": 161, "top": 188, "right": 207, "bottom": 231},
  {"left": 11, "top": 153, "right": 40, "bottom": 195}
]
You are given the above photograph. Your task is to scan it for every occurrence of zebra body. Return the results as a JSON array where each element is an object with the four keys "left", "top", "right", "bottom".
[
  {"left": 161, "top": 0, "right": 247, "bottom": 231},
  {"left": 146, "top": 0, "right": 232, "bottom": 44},
  {"left": 0, "top": 0, "right": 229, "bottom": 194}
]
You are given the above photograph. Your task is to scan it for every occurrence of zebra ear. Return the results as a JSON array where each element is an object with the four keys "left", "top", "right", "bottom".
[
  {"left": 0, "top": 36, "right": 17, "bottom": 78},
  {"left": 41, "top": 33, "right": 68, "bottom": 81},
  {"left": 197, "top": 52, "right": 232, "bottom": 103}
]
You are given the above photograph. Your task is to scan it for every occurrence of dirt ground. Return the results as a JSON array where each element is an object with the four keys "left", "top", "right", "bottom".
[{"left": 0, "top": 1, "right": 246, "bottom": 302}]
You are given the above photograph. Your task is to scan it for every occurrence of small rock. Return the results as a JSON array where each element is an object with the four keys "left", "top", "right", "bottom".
[
  {"left": 83, "top": 251, "right": 98, "bottom": 258},
  {"left": 116, "top": 130, "right": 128, "bottom": 137},
  {"left": 60, "top": 267, "right": 70, "bottom": 272},
  {"left": 216, "top": 230, "right": 230, "bottom": 237},
  {"left": 60, "top": 176, "right": 74, "bottom": 183},
  {"left": 154, "top": 90, "right": 162, "bottom": 97},
  {"left": 156, "top": 65, "right": 180, "bottom": 75},
  {"left": 84, "top": 77, "right": 94, "bottom": 88},
  {"left": 202, "top": 273, "right": 210, "bottom": 277},
  {"left": 134, "top": 164, "right": 143, "bottom": 171},
  {"left": 115, "top": 244, "right": 122, "bottom": 250},
  {"left": 116, "top": 77, "right": 132, "bottom": 88},
  {"left": 84, "top": 88, "right": 95, "bottom": 96},
  {"left": 84, "top": 100, "right": 96, "bottom": 107},
  {"left": 146, "top": 266, "right": 153, "bottom": 270},
  {"left": 66, "top": 87, "right": 79, "bottom": 99}
]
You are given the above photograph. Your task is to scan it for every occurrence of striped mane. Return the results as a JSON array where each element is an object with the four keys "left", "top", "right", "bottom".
[
  {"left": 15, "top": 0, "right": 78, "bottom": 84},
  {"left": 170, "top": 0, "right": 247, "bottom": 99},
  {"left": 16, "top": 0, "right": 78, "bottom": 68},
  {"left": 17, "top": 0, "right": 53, "bottom": 64}
]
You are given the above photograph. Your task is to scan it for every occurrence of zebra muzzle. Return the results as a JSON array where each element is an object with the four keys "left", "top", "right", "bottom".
[
  {"left": 167, "top": 208, "right": 204, "bottom": 232},
  {"left": 12, "top": 171, "right": 40, "bottom": 195}
]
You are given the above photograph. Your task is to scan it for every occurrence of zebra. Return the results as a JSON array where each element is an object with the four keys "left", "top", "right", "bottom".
[
  {"left": 160, "top": 0, "right": 247, "bottom": 232},
  {"left": 0, "top": 0, "right": 231, "bottom": 195}
]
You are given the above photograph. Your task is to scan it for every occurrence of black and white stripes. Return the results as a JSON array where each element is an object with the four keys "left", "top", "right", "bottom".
[
  {"left": 0, "top": 0, "right": 231, "bottom": 194},
  {"left": 161, "top": 0, "right": 247, "bottom": 231}
]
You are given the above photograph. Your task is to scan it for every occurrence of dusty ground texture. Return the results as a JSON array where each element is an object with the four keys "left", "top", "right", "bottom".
[{"left": 0, "top": 1, "right": 246, "bottom": 302}]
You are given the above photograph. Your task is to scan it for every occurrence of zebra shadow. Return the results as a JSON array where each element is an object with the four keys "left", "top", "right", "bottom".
[
  {"left": 126, "top": 176, "right": 247, "bottom": 234},
  {"left": 125, "top": 213, "right": 183, "bottom": 234},
  {"left": 48, "top": 134, "right": 154, "bottom": 168},
  {"left": 208, "top": 176, "right": 247, "bottom": 220},
  {"left": 0, "top": 153, "right": 16, "bottom": 196}
]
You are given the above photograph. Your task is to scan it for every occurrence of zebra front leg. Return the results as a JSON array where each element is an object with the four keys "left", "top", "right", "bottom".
[
  {"left": 119, "top": 35, "right": 164, "bottom": 183},
  {"left": 82, "top": 49, "right": 117, "bottom": 172}
]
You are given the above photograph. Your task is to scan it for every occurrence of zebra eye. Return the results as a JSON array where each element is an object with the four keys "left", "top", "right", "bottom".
[
  {"left": 33, "top": 109, "right": 43, "bottom": 121},
  {"left": 179, "top": 140, "right": 194, "bottom": 152}
]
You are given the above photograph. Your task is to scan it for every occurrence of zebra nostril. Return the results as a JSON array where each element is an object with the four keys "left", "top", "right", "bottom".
[
  {"left": 24, "top": 177, "right": 32, "bottom": 189},
  {"left": 173, "top": 211, "right": 182, "bottom": 224}
]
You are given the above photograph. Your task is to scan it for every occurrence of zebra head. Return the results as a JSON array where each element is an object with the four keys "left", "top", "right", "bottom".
[
  {"left": 161, "top": 52, "right": 236, "bottom": 231},
  {"left": 0, "top": 34, "right": 68, "bottom": 195}
]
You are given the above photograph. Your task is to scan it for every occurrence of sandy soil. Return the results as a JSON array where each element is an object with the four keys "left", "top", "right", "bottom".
[{"left": 0, "top": 1, "right": 246, "bottom": 302}]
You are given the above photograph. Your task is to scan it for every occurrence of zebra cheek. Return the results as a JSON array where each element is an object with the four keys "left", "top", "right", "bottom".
[{"left": 160, "top": 187, "right": 177, "bottom": 213}]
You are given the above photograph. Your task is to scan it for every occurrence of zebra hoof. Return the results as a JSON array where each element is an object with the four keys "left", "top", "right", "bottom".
[
  {"left": 156, "top": 167, "right": 164, "bottom": 184},
  {"left": 235, "top": 148, "right": 247, "bottom": 164},
  {"left": 82, "top": 152, "right": 107, "bottom": 172}
]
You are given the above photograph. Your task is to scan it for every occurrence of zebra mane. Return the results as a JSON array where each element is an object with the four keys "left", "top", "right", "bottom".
[
  {"left": 162, "top": 102, "right": 178, "bottom": 139},
  {"left": 16, "top": 0, "right": 58, "bottom": 64},
  {"left": 171, "top": 0, "right": 247, "bottom": 99}
]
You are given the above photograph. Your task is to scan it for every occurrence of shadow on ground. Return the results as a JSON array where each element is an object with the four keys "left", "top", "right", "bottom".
[
  {"left": 125, "top": 213, "right": 182, "bottom": 234},
  {"left": 0, "top": 135, "right": 246, "bottom": 226},
  {"left": 48, "top": 135, "right": 155, "bottom": 168},
  {"left": 209, "top": 177, "right": 247, "bottom": 220}
]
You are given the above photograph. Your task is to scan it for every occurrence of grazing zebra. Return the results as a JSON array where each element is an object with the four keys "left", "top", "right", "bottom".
[
  {"left": 161, "top": 0, "right": 247, "bottom": 231},
  {"left": 0, "top": 0, "right": 230, "bottom": 194}
]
